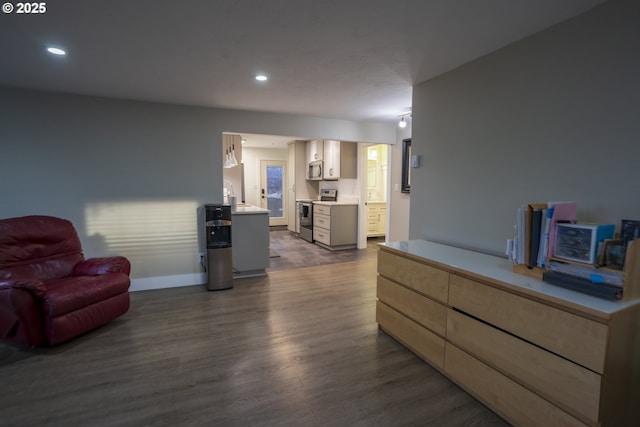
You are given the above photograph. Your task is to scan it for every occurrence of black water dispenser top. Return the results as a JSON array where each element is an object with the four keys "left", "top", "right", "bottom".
[{"left": 205, "top": 204, "right": 232, "bottom": 249}]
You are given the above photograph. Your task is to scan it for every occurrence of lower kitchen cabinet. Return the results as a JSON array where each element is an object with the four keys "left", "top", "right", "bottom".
[
  {"left": 313, "top": 203, "right": 357, "bottom": 250},
  {"left": 376, "top": 240, "right": 640, "bottom": 427}
]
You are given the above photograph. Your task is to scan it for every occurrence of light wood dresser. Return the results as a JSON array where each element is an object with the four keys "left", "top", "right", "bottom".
[{"left": 376, "top": 240, "right": 640, "bottom": 426}]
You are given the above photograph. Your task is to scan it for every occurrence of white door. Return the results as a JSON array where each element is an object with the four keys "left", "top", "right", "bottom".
[{"left": 260, "top": 160, "right": 287, "bottom": 226}]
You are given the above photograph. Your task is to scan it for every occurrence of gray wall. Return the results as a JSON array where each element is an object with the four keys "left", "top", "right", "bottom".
[
  {"left": 0, "top": 87, "right": 395, "bottom": 289},
  {"left": 388, "top": 123, "right": 411, "bottom": 242},
  {"left": 409, "top": 0, "right": 640, "bottom": 256}
]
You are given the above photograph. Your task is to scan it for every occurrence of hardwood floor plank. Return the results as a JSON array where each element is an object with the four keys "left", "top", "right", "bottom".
[{"left": 0, "top": 256, "right": 508, "bottom": 426}]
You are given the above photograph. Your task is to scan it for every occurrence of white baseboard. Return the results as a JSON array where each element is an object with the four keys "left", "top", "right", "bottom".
[{"left": 130, "top": 273, "right": 206, "bottom": 292}]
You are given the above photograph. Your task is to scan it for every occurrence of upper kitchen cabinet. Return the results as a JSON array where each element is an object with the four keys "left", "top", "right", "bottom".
[
  {"left": 323, "top": 140, "right": 357, "bottom": 180},
  {"left": 307, "top": 139, "right": 324, "bottom": 162}
]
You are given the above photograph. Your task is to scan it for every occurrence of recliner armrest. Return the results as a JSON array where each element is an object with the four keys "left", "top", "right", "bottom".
[
  {"left": 73, "top": 256, "right": 131, "bottom": 276},
  {"left": 0, "top": 278, "right": 47, "bottom": 299}
]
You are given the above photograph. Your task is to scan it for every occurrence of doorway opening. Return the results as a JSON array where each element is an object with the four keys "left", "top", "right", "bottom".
[{"left": 364, "top": 144, "right": 388, "bottom": 239}]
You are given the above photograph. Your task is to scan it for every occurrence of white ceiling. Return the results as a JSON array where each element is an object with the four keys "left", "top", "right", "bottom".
[{"left": 0, "top": 0, "right": 604, "bottom": 126}]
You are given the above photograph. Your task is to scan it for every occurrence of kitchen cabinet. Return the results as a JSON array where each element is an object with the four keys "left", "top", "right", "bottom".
[
  {"left": 376, "top": 240, "right": 640, "bottom": 427},
  {"left": 307, "top": 139, "right": 323, "bottom": 163},
  {"left": 312, "top": 203, "right": 357, "bottom": 250},
  {"left": 322, "top": 140, "right": 357, "bottom": 180},
  {"left": 323, "top": 139, "right": 340, "bottom": 179},
  {"left": 304, "top": 139, "right": 357, "bottom": 180},
  {"left": 366, "top": 202, "right": 386, "bottom": 237}
]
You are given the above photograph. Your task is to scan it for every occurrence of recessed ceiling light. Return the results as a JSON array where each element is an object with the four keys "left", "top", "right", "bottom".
[
  {"left": 47, "top": 47, "right": 66, "bottom": 56},
  {"left": 255, "top": 75, "right": 268, "bottom": 82}
]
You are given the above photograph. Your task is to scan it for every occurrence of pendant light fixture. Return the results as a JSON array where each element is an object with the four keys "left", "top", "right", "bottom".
[
  {"left": 223, "top": 137, "right": 232, "bottom": 168},
  {"left": 223, "top": 135, "right": 239, "bottom": 168},
  {"left": 230, "top": 142, "right": 238, "bottom": 167}
]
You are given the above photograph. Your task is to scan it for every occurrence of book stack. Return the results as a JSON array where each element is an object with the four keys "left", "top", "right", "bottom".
[
  {"left": 509, "top": 207, "right": 639, "bottom": 300},
  {"left": 507, "top": 201, "right": 577, "bottom": 269}
]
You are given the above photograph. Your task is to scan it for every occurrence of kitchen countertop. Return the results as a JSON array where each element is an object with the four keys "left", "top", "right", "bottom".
[
  {"left": 231, "top": 205, "right": 270, "bottom": 215},
  {"left": 312, "top": 201, "right": 358, "bottom": 206}
]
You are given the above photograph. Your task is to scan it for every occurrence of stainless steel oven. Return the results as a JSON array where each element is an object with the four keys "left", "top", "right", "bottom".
[{"left": 298, "top": 200, "right": 313, "bottom": 242}]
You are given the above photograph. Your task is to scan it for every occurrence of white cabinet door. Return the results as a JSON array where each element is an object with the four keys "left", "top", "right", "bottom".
[
  {"left": 307, "top": 139, "right": 323, "bottom": 163},
  {"left": 323, "top": 139, "right": 340, "bottom": 180}
]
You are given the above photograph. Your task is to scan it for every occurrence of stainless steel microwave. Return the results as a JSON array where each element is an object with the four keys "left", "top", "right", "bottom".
[{"left": 308, "top": 160, "right": 323, "bottom": 180}]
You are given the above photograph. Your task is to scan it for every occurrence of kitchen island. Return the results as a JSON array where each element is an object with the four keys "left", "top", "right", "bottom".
[{"left": 232, "top": 205, "right": 270, "bottom": 277}]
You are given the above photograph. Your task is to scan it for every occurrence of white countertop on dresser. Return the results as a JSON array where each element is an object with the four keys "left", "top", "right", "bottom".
[{"left": 381, "top": 240, "right": 640, "bottom": 317}]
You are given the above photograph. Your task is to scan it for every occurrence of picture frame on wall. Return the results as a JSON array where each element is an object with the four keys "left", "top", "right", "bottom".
[{"left": 401, "top": 138, "right": 411, "bottom": 193}]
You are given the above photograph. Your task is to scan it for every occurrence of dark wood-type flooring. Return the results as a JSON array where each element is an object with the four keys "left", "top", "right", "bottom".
[
  {"left": 0, "top": 235, "right": 509, "bottom": 427},
  {"left": 267, "top": 230, "right": 382, "bottom": 272}
]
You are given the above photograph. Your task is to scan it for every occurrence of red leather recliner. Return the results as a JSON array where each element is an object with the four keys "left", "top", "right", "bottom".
[{"left": 0, "top": 215, "right": 131, "bottom": 347}]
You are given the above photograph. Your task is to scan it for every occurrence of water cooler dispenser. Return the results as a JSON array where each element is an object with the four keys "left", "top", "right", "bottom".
[{"left": 204, "top": 204, "right": 233, "bottom": 290}]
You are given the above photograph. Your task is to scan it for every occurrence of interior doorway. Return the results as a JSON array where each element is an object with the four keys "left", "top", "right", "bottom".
[
  {"left": 365, "top": 144, "right": 388, "bottom": 238},
  {"left": 260, "top": 160, "right": 287, "bottom": 226}
]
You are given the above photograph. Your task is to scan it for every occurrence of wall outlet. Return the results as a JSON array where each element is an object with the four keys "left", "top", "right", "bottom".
[{"left": 199, "top": 253, "right": 207, "bottom": 272}]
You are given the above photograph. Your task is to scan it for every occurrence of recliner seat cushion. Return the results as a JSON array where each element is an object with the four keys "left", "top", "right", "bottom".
[
  {"left": 45, "top": 292, "right": 130, "bottom": 345},
  {"left": 41, "top": 274, "right": 130, "bottom": 317}
]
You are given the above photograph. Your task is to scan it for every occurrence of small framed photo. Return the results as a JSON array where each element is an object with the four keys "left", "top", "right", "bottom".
[{"left": 621, "top": 220, "right": 640, "bottom": 247}]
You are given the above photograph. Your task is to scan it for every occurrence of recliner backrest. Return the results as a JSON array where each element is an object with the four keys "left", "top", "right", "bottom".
[{"left": 0, "top": 215, "right": 85, "bottom": 282}]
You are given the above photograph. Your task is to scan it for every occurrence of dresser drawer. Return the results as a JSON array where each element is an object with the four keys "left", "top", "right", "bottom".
[
  {"left": 314, "top": 213, "right": 330, "bottom": 230},
  {"left": 377, "top": 276, "right": 447, "bottom": 337},
  {"left": 378, "top": 250, "right": 449, "bottom": 303},
  {"left": 376, "top": 301, "right": 445, "bottom": 369},
  {"left": 449, "top": 274, "right": 608, "bottom": 373},
  {"left": 444, "top": 344, "right": 586, "bottom": 427},
  {"left": 447, "top": 309, "right": 601, "bottom": 424},
  {"left": 313, "top": 227, "right": 330, "bottom": 245},
  {"left": 313, "top": 204, "right": 331, "bottom": 216}
]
